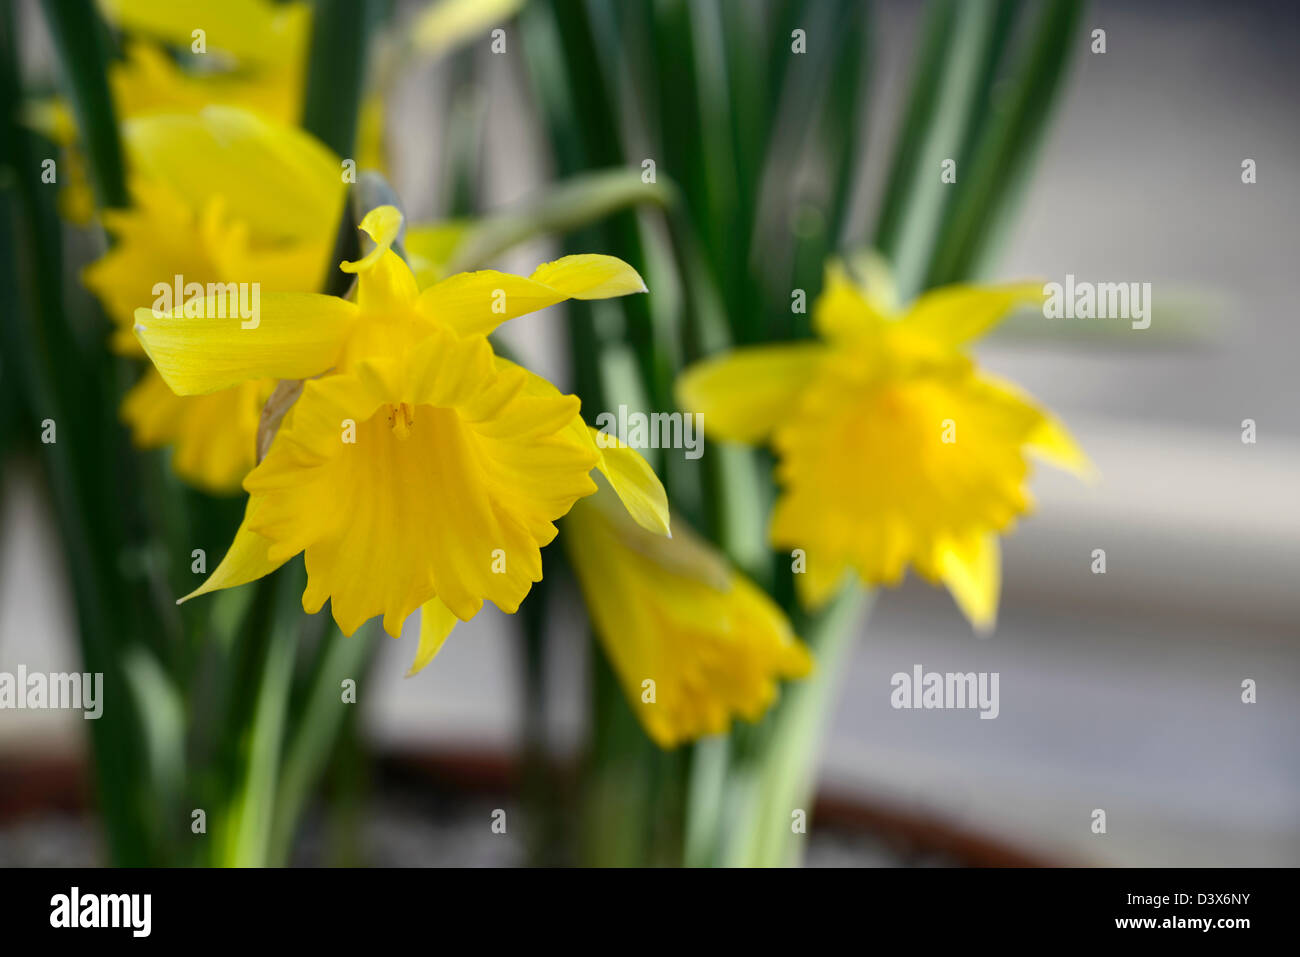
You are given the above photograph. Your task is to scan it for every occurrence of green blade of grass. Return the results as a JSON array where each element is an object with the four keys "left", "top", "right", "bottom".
[
  {"left": 38, "top": 0, "right": 125, "bottom": 208},
  {"left": 301, "top": 0, "right": 374, "bottom": 158},
  {"left": 924, "top": 0, "right": 1086, "bottom": 287}
]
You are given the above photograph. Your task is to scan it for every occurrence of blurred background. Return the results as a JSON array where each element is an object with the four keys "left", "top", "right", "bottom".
[{"left": 2, "top": 0, "right": 1298, "bottom": 866}]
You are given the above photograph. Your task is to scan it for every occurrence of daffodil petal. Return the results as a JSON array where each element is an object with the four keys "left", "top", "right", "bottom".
[
  {"left": 415, "top": 254, "right": 645, "bottom": 337},
  {"left": 179, "top": 514, "right": 286, "bottom": 604},
  {"left": 529, "top": 254, "right": 648, "bottom": 300},
  {"left": 123, "top": 106, "right": 343, "bottom": 244},
  {"left": 936, "top": 533, "right": 1001, "bottom": 633},
  {"left": 676, "top": 342, "right": 825, "bottom": 445},
  {"left": 813, "top": 260, "right": 894, "bottom": 340},
  {"left": 904, "top": 282, "right": 1043, "bottom": 346},
  {"left": 792, "top": 550, "right": 851, "bottom": 610},
  {"left": 504, "top": 360, "right": 669, "bottom": 536},
  {"left": 98, "top": 0, "right": 309, "bottom": 69},
  {"left": 121, "top": 368, "right": 269, "bottom": 493},
  {"left": 976, "top": 372, "right": 1096, "bottom": 480},
  {"left": 340, "top": 206, "right": 419, "bottom": 315},
  {"left": 340, "top": 204, "right": 404, "bottom": 274},
  {"left": 1028, "top": 414, "right": 1096, "bottom": 481},
  {"left": 412, "top": 0, "right": 524, "bottom": 58},
  {"left": 407, "top": 597, "right": 458, "bottom": 676},
  {"left": 134, "top": 293, "right": 357, "bottom": 395},
  {"left": 586, "top": 427, "right": 671, "bottom": 537},
  {"left": 564, "top": 491, "right": 810, "bottom": 748}
]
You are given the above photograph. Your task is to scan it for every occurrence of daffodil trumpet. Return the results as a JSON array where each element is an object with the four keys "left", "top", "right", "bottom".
[{"left": 134, "top": 204, "right": 671, "bottom": 673}]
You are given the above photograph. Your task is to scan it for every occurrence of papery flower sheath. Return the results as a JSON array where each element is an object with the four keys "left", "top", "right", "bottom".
[
  {"left": 677, "top": 257, "right": 1091, "bottom": 631},
  {"left": 136, "top": 205, "right": 670, "bottom": 664},
  {"left": 83, "top": 106, "right": 345, "bottom": 491},
  {"left": 565, "top": 481, "right": 811, "bottom": 748}
]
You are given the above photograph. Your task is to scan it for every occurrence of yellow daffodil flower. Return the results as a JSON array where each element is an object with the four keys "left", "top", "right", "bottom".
[
  {"left": 677, "top": 258, "right": 1091, "bottom": 631},
  {"left": 136, "top": 204, "right": 669, "bottom": 663},
  {"left": 83, "top": 106, "right": 345, "bottom": 492},
  {"left": 565, "top": 481, "right": 811, "bottom": 748},
  {"left": 95, "top": 0, "right": 310, "bottom": 119},
  {"left": 92, "top": 0, "right": 524, "bottom": 178}
]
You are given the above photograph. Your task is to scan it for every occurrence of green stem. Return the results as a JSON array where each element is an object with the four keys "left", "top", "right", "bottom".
[
  {"left": 723, "top": 588, "right": 870, "bottom": 868},
  {"left": 268, "top": 620, "right": 378, "bottom": 865},
  {"left": 217, "top": 572, "right": 302, "bottom": 867},
  {"left": 37, "top": 0, "right": 126, "bottom": 209}
]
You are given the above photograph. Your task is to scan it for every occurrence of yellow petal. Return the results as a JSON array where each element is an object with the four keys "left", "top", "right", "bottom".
[
  {"left": 792, "top": 549, "right": 851, "bottom": 610},
  {"left": 529, "top": 254, "right": 648, "bottom": 300},
  {"left": 412, "top": 0, "right": 524, "bottom": 58},
  {"left": 83, "top": 179, "right": 217, "bottom": 343},
  {"left": 506, "top": 361, "right": 670, "bottom": 537},
  {"left": 977, "top": 372, "right": 1096, "bottom": 480},
  {"left": 1028, "top": 414, "right": 1095, "bottom": 481},
  {"left": 179, "top": 511, "right": 286, "bottom": 604},
  {"left": 936, "top": 533, "right": 1001, "bottom": 633},
  {"left": 586, "top": 427, "right": 671, "bottom": 537},
  {"left": 109, "top": 38, "right": 303, "bottom": 125},
  {"left": 813, "top": 260, "right": 894, "bottom": 341},
  {"left": 121, "top": 368, "right": 269, "bottom": 493},
  {"left": 903, "top": 282, "right": 1043, "bottom": 347},
  {"left": 676, "top": 342, "right": 825, "bottom": 445},
  {"left": 407, "top": 597, "right": 459, "bottom": 676},
  {"left": 416, "top": 254, "right": 645, "bottom": 337},
  {"left": 564, "top": 491, "right": 810, "bottom": 748},
  {"left": 97, "top": 0, "right": 310, "bottom": 69},
  {"left": 134, "top": 293, "right": 357, "bottom": 395},
  {"left": 341, "top": 206, "right": 420, "bottom": 314},
  {"left": 340, "top": 204, "right": 404, "bottom": 275},
  {"left": 122, "top": 106, "right": 343, "bottom": 244}
]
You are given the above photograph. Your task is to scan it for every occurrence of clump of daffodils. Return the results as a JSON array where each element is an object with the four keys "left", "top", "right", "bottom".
[
  {"left": 678, "top": 256, "right": 1091, "bottom": 630},
  {"left": 137, "top": 204, "right": 670, "bottom": 670}
]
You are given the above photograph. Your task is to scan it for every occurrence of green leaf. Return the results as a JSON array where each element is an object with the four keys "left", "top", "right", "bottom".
[
  {"left": 301, "top": 0, "right": 375, "bottom": 159},
  {"left": 38, "top": 0, "right": 126, "bottom": 208},
  {"left": 419, "top": 168, "right": 672, "bottom": 281},
  {"left": 924, "top": 0, "right": 1086, "bottom": 288}
]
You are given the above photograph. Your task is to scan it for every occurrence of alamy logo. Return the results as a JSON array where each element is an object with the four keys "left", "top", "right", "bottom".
[
  {"left": 595, "top": 405, "right": 704, "bottom": 460},
  {"left": 0, "top": 667, "right": 102, "bottom": 719},
  {"left": 890, "top": 664, "right": 999, "bottom": 719},
  {"left": 151, "top": 274, "right": 261, "bottom": 329},
  {"left": 1042, "top": 273, "right": 1152, "bottom": 330},
  {"left": 50, "top": 887, "right": 151, "bottom": 937}
]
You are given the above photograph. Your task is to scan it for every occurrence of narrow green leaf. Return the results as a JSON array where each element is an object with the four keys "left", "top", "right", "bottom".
[
  {"left": 38, "top": 0, "right": 126, "bottom": 208},
  {"left": 301, "top": 0, "right": 374, "bottom": 159},
  {"left": 925, "top": 0, "right": 1086, "bottom": 287}
]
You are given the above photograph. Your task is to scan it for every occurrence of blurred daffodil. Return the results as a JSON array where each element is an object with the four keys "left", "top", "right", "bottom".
[
  {"left": 565, "top": 482, "right": 811, "bottom": 748},
  {"left": 31, "top": 1, "right": 315, "bottom": 223},
  {"left": 98, "top": 0, "right": 311, "bottom": 121},
  {"left": 94, "top": 0, "right": 524, "bottom": 177},
  {"left": 82, "top": 106, "right": 345, "bottom": 492},
  {"left": 677, "top": 257, "right": 1091, "bottom": 631},
  {"left": 137, "top": 205, "right": 667, "bottom": 659},
  {"left": 47, "top": 0, "right": 518, "bottom": 225}
]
